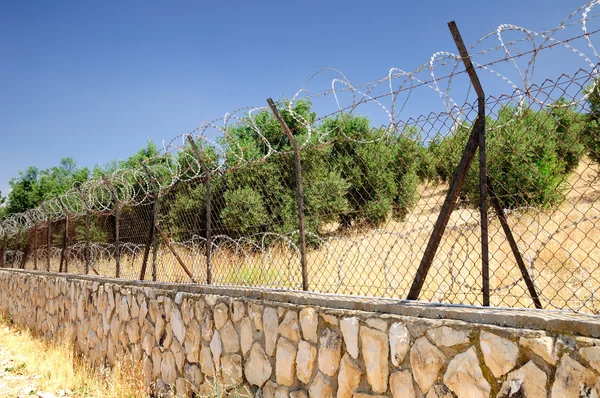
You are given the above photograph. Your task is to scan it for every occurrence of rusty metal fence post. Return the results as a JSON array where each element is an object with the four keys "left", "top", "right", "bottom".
[
  {"left": 267, "top": 98, "right": 309, "bottom": 291},
  {"left": 407, "top": 21, "right": 486, "bottom": 302},
  {"left": 0, "top": 223, "right": 6, "bottom": 269},
  {"left": 58, "top": 198, "right": 69, "bottom": 273},
  {"left": 103, "top": 175, "right": 120, "bottom": 278},
  {"left": 140, "top": 162, "right": 159, "bottom": 281},
  {"left": 46, "top": 217, "right": 51, "bottom": 271},
  {"left": 33, "top": 224, "right": 38, "bottom": 271},
  {"left": 186, "top": 135, "right": 213, "bottom": 285}
]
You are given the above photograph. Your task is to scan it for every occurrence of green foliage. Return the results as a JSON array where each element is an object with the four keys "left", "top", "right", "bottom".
[
  {"left": 582, "top": 80, "right": 600, "bottom": 165},
  {"left": 432, "top": 104, "right": 583, "bottom": 208},
  {"left": 6, "top": 158, "right": 90, "bottom": 214}
]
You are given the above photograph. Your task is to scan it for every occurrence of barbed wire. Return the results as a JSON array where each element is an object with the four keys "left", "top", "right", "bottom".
[{"left": 2, "top": 1, "right": 600, "bottom": 314}]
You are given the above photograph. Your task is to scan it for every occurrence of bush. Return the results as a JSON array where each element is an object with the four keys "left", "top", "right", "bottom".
[{"left": 432, "top": 104, "right": 583, "bottom": 209}]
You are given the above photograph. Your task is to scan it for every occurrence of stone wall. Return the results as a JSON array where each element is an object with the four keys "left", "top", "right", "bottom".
[{"left": 1, "top": 269, "right": 600, "bottom": 397}]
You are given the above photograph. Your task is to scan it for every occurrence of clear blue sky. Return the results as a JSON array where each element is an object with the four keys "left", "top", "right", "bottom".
[{"left": 0, "top": 0, "right": 593, "bottom": 197}]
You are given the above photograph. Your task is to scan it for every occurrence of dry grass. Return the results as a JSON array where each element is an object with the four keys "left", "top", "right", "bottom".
[
  {"left": 25, "top": 159, "right": 600, "bottom": 313},
  {"left": 0, "top": 313, "right": 148, "bottom": 398}
]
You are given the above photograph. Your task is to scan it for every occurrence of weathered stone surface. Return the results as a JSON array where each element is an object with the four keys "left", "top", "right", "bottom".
[
  {"left": 319, "top": 328, "right": 342, "bottom": 377},
  {"left": 214, "top": 302, "right": 229, "bottom": 330},
  {"left": 169, "top": 306, "right": 186, "bottom": 344},
  {"left": 426, "top": 385, "right": 454, "bottom": 398},
  {"left": 321, "top": 313, "right": 339, "bottom": 326},
  {"left": 297, "top": 340, "right": 318, "bottom": 384},
  {"left": 480, "top": 331, "right": 518, "bottom": 378},
  {"left": 175, "top": 377, "right": 189, "bottom": 398},
  {"left": 264, "top": 307, "right": 279, "bottom": 356},
  {"left": 231, "top": 301, "right": 245, "bottom": 323},
  {"left": 184, "top": 363, "right": 204, "bottom": 387},
  {"left": 580, "top": 346, "right": 600, "bottom": 373},
  {"left": 245, "top": 342, "right": 272, "bottom": 387},
  {"left": 248, "top": 303, "right": 263, "bottom": 331},
  {"left": 126, "top": 319, "right": 140, "bottom": 344},
  {"left": 309, "top": 372, "right": 333, "bottom": 398},
  {"left": 221, "top": 320, "right": 240, "bottom": 353},
  {"left": 520, "top": 335, "right": 557, "bottom": 365},
  {"left": 360, "top": 326, "right": 389, "bottom": 394},
  {"left": 222, "top": 354, "right": 243, "bottom": 387},
  {"left": 340, "top": 317, "right": 360, "bottom": 360},
  {"left": 228, "top": 384, "right": 254, "bottom": 398},
  {"left": 200, "top": 344, "right": 215, "bottom": 378},
  {"left": 210, "top": 330, "right": 222, "bottom": 370},
  {"left": 201, "top": 310, "right": 214, "bottom": 342},
  {"left": 290, "top": 391, "right": 308, "bottom": 398},
  {"left": 338, "top": 354, "right": 363, "bottom": 398},
  {"left": 171, "top": 337, "right": 186, "bottom": 373},
  {"left": 141, "top": 332, "right": 154, "bottom": 356},
  {"left": 389, "top": 322, "right": 410, "bottom": 367},
  {"left": 277, "top": 337, "right": 298, "bottom": 386},
  {"left": 366, "top": 318, "right": 387, "bottom": 332},
  {"left": 426, "top": 326, "right": 468, "bottom": 348},
  {"left": 551, "top": 354, "right": 599, "bottom": 398},
  {"left": 498, "top": 360, "right": 547, "bottom": 398},
  {"left": 443, "top": 347, "right": 490, "bottom": 398},
  {"left": 152, "top": 346, "right": 162, "bottom": 379},
  {"left": 299, "top": 307, "right": 318, "bottom": 344},
  {"left": 410, "top": 337, "right": 445, "bottom": 394},
  {"left": 184, "top": 319, "right": 201, "bottom": 363},
  {"left": 119, "top": 295, "right": 130, "bottom": 321},
  {"left": 240, "top": 317, "right": 255, "bottom": 355},
  {"left": 390, "top": 370, "right": 415, "bottom": 398},
  {"left": 279, "top": 310, "right": 301, "bottom": 342},
  {"left": 162, "top": 324, "right": 174, "bottom": 350},
  {"left": 275, "top": 386, "right": 290, "bottom": 398},
  {"left": 161, "top": 351, "right": 177, "bottom": 385},
  {"left": 264, "top": 381, "right": 278, "bottom": 398}
]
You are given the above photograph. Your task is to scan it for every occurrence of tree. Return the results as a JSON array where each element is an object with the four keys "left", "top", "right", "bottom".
[{"left": 431, "top": 104, "right": 582, "bottom": 209}]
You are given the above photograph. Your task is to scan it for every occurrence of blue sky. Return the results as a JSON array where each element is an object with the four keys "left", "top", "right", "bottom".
[{"left": 0, "top": 0, "right": 595, "bottom": 197}]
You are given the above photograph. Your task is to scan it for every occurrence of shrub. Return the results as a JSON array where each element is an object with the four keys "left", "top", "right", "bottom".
[{"left": 432, "top": 104, "right": 581, "bottom": 209}]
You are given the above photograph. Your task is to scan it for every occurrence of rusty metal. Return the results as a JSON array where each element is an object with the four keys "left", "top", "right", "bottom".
[
  {"left": 186, "top": 135, "right": 213, "bottom": 285},
  {"left": 0, "top": 223, "right": 6, "bottom": 268},
  {"left": 58, "top": 197, "right": 69, "bottom": 273},
  {"left": 267, "top": 98, "right": 309, "bottom": 291},
  {"left": 46, "top": 219, "right": 51, "bottom": 271},
  {"left": 488, "top": 178, "right": 543, "bottom": 309},
  {"left": 77, "top": 186, "right": 91, "bottom": 274},
  {"left": 33, "top": 225, "right": 38, "bottom": 270},
  {"left": 140, "top": 162, "right": 158, "bottom": 281},
  {"left": 155, "top": 223, "right": 196, "bottom": 283},
  {"left": 449, "top": 20, "right": 490, "bottom": 306},
  {"left": 102, "top": 175, "right": 120, "bottom": 278},
  {"left": 407, "top": 116, "right": 483, "bottom": 300},
  {"left": 408, "top": 22, "right": 489, "bottom": 303}
]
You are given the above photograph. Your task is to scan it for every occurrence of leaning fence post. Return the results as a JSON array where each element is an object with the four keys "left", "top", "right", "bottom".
[
  {"left": 140, "top": 162, "right": 159, "bottom": 281},
  {"left": 58, "top": 197, "right": 69, "bottom": 273},
  {"left": 102, "top": 175, "right": 120, "bottom": 278},
  {"left": 448, "top": 21, "right": 490, "bottom": 306},
  {"left": 267, "top": 98, "right": 309, "bottom": 291},
  {"left": 488, "top": 178, "right": 542, "bottom": 309},
  {"left": 186, "top": 135, "right": 213, "bottom": 285},
  {"left": 407, "top": 21, "right": 486, "bottom": 302}
]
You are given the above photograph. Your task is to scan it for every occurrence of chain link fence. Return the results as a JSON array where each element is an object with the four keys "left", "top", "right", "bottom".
[{"left": 2, "top": 2, "right": 600, "bottom": 314}]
